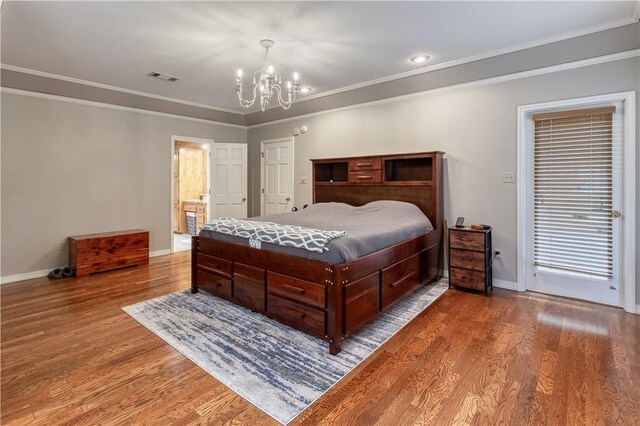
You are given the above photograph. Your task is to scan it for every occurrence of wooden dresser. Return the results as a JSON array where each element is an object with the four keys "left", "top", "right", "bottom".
[
  {"left": 69, "top": 230, "right": 149, "bottom": 277},
  {"left": 448, "top": 227, "right": 492, "bottom": 295}
]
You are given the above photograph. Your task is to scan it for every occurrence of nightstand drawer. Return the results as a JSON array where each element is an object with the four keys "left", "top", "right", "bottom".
[
  {"left": 450, "top": 231, "right": 485, "bottom": 251},
  {"left": 449, "top": 249, "right": 485, "bottom": 272},
  {"left": 449, "top": 267, "right": 485, "bottom": 291}
]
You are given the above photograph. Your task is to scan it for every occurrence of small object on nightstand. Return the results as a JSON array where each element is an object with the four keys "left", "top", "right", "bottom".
[
  {"left": 455, "top": 217, "right": 465, "bottom": 228},
  {"left": 448, "top": 226, "right": 493, "bottom": 296},
  {"left": 470, "top": 224, "right": 490, "bottom": 230}
]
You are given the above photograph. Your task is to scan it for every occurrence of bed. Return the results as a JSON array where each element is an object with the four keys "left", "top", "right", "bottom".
[{"left": 191, "top": 151, "right": 444, "bottom": 355}]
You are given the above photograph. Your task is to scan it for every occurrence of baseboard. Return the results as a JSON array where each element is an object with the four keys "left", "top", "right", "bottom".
[
  {"left": 492, "top": 279, "right": 519, "bottom": 291},
  {"left": 1, "top": 249, "right": 174, "bottom": 284},
  {"left": 439, "top": 276, "right": 519, "bottom": 292},
  {"left": 0, "top": 267, "right": 64, "bottom": 285},
  {"left": 150, "top": 249, "right": 172, "bottom": 258},
  {"left": 636, "top": 304, "right": 640, "bottom": 315}
]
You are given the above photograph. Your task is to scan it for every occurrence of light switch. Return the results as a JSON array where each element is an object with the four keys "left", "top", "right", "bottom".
[
  {"left": 293, "top": 127, "right": 300, "bottom": 136},
  {"left": 503, "top": 172, "right": 515, "bottom": 183}
]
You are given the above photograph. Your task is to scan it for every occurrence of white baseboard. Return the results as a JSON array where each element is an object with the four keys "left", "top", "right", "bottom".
[
  {"left": 0, "top": 267, "right": 64, "bottom": 285},
  {"left": 493, "top": 279, "right": 519, "bottom": 291},
  {"left": 1, "top": 249, "right": 174, "bottom": 284},
  {"left": 439, "top": 275, "right": 519, "bottom": 292},
  {"left": 150, "top": 249, "right": 172, "bottom": 258}
]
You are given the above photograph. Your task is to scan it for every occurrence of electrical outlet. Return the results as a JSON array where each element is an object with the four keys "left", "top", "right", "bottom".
[
  {"left": 502, "top": 172, "right": 515, "bottom": 183},
  {"left": 59, "top": 240, "right": 66, "bottom": 250},
  {"left": 299, "top": 177, "right": 308, "bottom": 184}
]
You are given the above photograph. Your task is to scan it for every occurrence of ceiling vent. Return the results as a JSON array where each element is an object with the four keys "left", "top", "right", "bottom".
[{"left": 147, "top": 72, "right": 180, "bottom": 82}]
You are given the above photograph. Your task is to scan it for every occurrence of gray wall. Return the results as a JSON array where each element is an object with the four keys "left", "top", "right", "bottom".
[
  {"left": 1, "top": 93, "right": 247, "bottom": 277},
  {"left": 247, "top": 58, "right": 640, "bottom": 301}
]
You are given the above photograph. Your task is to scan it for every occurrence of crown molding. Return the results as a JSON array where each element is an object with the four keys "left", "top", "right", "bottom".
[
  {"left": 0, "top": 63, "right": 247, "bottom": 116},
  {"left": 260, "top": 15, "right": 640, "bottom": 112},
  {"left": 3, "top": 13, "right": 638, "bottom": 118},
  {"left": 247, "top": 49, "right": 640, "bottom": 129},
  {"left": 5, "top": 49, "right": 637, "bottom": 132},
  {"left": 0, "top": 87, "right": 247, "bottom": 129}
]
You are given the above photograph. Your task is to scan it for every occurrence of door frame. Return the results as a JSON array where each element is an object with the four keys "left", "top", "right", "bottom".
[
  {"left": 170, "top": 135, "right": 214, "bottom": 254},
  {"left": 210, "top": 142, "right": 248, "bottom": 219},
  {"left": 516, "top": 91, "right": 636, "bottom": 313},
  {"left": 260, "top": 137, "right": 295, "bottom": 216}
]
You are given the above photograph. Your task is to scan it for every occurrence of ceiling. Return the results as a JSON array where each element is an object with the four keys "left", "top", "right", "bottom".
[{"left": 1, "top": 1, "right": 638, "bottom": 113}]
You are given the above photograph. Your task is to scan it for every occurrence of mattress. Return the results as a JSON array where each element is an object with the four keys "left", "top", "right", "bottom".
[{"left": 199, "top": 200, "right": 433, "bottom": 264}]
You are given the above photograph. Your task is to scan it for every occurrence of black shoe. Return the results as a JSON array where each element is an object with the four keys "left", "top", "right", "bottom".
[
  {"left": 62, "top": 267, "right": 74, "bottom": 278},
  {"left": 48, "top": 268, "right": 63, "bottom": 279}
]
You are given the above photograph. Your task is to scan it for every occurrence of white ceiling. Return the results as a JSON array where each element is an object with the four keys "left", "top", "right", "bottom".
[{"left": 1, "top": 1, "right": 638, "bottom": 113}]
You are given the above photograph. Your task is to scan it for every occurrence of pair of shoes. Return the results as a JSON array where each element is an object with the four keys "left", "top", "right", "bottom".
[{"left": 47, "top": 267, "right": 74, "bottom": 279}]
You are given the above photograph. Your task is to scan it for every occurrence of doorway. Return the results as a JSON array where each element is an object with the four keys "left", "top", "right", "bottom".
[
  {"left": 261, "top": 137, "right": 295, "bottom": 215},
  {"left": 517, "top": 92, "right": 636, "bottom": 312},
  {"left": 171, "top": 136, "right": 212, "bottom": 253}
]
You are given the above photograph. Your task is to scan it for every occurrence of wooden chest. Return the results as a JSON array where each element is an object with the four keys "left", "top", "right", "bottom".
[
  {"left": 68, "top": 230, "right": 149, "bottom": 277},
  {"left": 448, "top": 227, "right": 492, "bottom": 295}
]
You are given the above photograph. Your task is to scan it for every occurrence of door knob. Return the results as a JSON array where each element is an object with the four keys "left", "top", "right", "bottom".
[
  {"left": 610, "top": 210, "right": 622, "bottom": 218},
  {"left": 242, "top": 197, "right": 246, "bottom": 202}
]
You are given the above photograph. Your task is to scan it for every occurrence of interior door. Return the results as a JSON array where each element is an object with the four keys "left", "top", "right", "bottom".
[
  {"left": 525, "top": 104, "right": 622, "bottom": 306},
  {"left": 262, "top": 138, "right": 294, "bottom": 215},
  {"left": 211, "top": 143, "right": 248, "bottom": 219}
]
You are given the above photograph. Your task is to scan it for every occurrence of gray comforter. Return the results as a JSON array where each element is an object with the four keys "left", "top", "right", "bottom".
[{"left": 199, "top": 200, "right": 433, "bottom": 264}]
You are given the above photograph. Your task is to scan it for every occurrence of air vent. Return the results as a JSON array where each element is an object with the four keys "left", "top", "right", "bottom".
[{"left": 147, "top": 72, "right": 180, "bottom": 82}]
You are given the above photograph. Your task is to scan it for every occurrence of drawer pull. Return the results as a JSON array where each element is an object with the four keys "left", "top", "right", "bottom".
[
  {"left": 281, "top": 284, "right": 305, "bottom": 294},
  {"left": 389, "top": 272, "right": 417, "bottom": 288},
  {"left": 283, "top": 307, "right": 306, "bottom": 320},
  {"left": 356, "top": 175, "right": 372, "bottom": 180},
  {"left": 356, "top": 162, "right": 373, "bottom": 167}
]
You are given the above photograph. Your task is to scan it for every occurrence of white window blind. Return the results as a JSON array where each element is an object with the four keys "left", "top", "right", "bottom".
[{"left": 532, "top": 106, "right": 615, "bottom": 278}]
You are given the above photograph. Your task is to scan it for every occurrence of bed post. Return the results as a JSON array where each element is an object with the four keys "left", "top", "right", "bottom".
[
  {"left": 327, "top": 266, "right": 343, "bottom": 355},
  {"left": 191, "top": 236, "right": 199, "bottom": 294}
]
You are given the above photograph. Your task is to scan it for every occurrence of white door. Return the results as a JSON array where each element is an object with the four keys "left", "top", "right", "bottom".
[
  {"left": 524, "top": 103, "right": 623, "bottom": 306},
  {"left": 211, "top": 143, "right": 248, "bottom": 219},
  {"left": 261, "top": 137, "right": 294, "bottom": 215}
]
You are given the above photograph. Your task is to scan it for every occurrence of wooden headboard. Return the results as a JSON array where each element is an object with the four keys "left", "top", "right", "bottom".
[{"left": 311, "top": 152, "right": 444, "bottom": 230}]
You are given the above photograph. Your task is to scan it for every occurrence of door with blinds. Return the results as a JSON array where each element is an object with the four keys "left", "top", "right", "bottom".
[{"left": 527, "top": 105, "right": 621, "bottom": 306}]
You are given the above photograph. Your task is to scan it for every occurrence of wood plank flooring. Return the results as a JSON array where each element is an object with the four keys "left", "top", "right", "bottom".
[{"left": 2, "top": 252, "right": 638, "bottom": 424}]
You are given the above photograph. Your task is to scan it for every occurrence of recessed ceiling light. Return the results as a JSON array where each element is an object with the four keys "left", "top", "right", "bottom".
[
  {"left": 300, "top": 87, "right": 312, "bottom": 94},
  {"left": 411, "top": 54, "right": 430, "bottom": 64}
]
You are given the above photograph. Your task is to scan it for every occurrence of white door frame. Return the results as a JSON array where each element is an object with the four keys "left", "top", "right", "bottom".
[
  {"left": 170, "top": 135, "right": 214, "bottom": 254},
  {"left": 260, "top": 137, "right": 295, "bottom": 215},
  {"left": 210, "top": 142, "right": 248, "bottom": 219},
  {"left": 516, "top": 91, "right": 636, "bottom": 313}
]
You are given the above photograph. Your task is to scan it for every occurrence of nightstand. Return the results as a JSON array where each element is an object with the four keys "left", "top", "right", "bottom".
[{"left": 448, "top": 227, "right": 493, "bottom": 295}]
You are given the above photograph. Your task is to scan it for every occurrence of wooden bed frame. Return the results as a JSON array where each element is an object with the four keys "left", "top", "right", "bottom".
[{"left": 191, "top": 151, "right": 444, "bottom": 355}]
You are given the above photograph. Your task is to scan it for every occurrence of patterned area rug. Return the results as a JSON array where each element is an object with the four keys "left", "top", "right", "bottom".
[{"left": 123, "top": 281, "right": 447, "bottom": 424}]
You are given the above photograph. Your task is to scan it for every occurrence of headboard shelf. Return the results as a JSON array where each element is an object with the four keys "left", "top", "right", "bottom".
[{"left": 311, "top": 151, "right": 444, "bottom": 232}]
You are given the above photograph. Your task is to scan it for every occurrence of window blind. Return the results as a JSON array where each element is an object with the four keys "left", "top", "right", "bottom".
[{"left": 532, "top": 106, "right": 615, "bottom": 278}]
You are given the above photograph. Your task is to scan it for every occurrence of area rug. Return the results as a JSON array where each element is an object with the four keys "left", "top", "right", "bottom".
[{"left": 123, "top": 281, "right": 447, "bottom": 424}]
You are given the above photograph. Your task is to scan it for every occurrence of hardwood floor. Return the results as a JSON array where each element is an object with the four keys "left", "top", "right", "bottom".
[{"left": 2, "top": 252, "right": 638, "bottom": 425}]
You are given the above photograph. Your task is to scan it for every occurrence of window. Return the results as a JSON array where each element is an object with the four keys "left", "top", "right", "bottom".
[{"left": 532, "top": 107, "right": 614, "bottom": 278}]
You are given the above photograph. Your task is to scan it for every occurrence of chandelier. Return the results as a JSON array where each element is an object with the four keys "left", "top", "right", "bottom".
[{"left": 235, "top": 39, "right": 302, "bottom": 111}]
